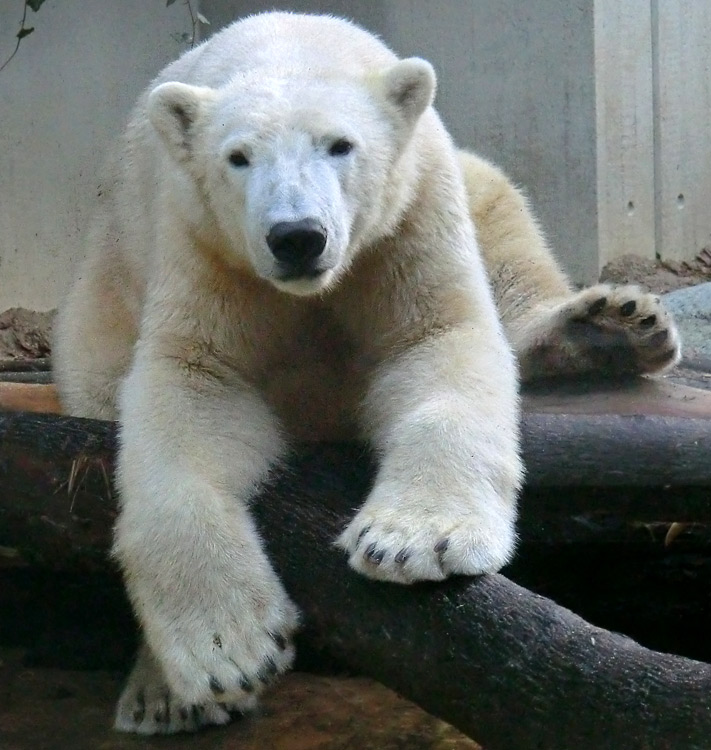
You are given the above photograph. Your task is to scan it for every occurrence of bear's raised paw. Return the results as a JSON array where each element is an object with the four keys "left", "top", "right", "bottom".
[{"left": 524, "top": 284, "right": 681, "bottom": 380}]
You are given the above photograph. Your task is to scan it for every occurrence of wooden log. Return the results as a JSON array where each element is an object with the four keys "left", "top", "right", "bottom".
[
  {"left": 1, "top": 413, "right": 711, "bottom": 748},
  {"left": 0, "top": 382, "right": 61, "bottom": 412},
  {"left": 2, "top": 411, "right": 711, "bottom": 570},
  {"left": 524, "top": 375, "right": 711, "bottom": 418},
  {"left": 0, "top": 357, "right": 51, "bottom": 373},
  {"left": 0, "top": 371, "right": 53, "bottom": 383},
  {"left": 260, "top": 453, "right": 711, "bottom": 750}
]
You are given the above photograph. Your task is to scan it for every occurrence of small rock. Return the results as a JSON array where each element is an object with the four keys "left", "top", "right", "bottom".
[{"left": 663, "top": 283, "right": 711, "bottom": 362}]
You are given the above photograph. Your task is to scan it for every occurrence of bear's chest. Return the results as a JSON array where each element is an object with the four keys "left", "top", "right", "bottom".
[{"left": 237, "top": 304, "right": 373, "bottom": 442}]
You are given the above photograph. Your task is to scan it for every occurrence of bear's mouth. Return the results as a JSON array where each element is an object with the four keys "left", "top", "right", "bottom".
[
  {"left": 271, "top": 266, "right": 336, "bottom": 296},
  {"left": 275, "top": 264, "right": 327, "bottom": 282}
]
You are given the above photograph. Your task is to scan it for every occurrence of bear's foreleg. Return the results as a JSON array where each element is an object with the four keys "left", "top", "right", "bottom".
[
  {"left": 338, "top": 326, "right": 523, "bottom": 584},
  {"left": 113, "top": 349, "right": 298, "bottom": 733}
]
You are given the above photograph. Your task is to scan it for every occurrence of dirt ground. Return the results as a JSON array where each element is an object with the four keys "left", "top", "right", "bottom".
[
  {"left": 0, "top": 650, "right": 480, "bottom": 750},
  {"left": 1, "top": 253, "right": 709, "bottom": 363},
  {"left": 599, "top": 250, "right": 711, "bottom": 293},
  {"left": 0, "top": 307, "right": 54, "bottom": 361}
]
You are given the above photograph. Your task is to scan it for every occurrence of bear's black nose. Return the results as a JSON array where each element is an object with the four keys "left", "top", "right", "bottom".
[{"left": 267, "top": 219, "right": 327, "bottom": 275}]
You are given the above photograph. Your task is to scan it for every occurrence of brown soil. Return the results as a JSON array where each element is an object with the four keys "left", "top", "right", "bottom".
[
  {"left": 0, "top": 308, "right": 54, "bottom": 361},
  {"left": 600, "top": 251, "right": 711, "bottom": 293},
  {"left": 0, "top": 650, "right": 480, "bottom": 750}
]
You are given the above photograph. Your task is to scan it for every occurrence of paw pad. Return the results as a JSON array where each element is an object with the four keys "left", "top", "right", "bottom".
[
  {"left": 588, "top": 297, "right": 607, "bottom": 316},
  {"left": 649, "top": 329, "right": 668, "bottom": 347}
]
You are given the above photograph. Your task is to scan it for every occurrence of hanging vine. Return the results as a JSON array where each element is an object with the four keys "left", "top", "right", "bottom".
[
  {"left": 0, "top": 0, "right": 208, "bottom": 73},
  {"left": 0, "top": 0, "right": 45, "bottom": 74}
]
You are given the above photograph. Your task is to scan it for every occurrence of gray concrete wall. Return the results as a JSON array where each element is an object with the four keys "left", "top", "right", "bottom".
[{"left": 0, "top": 0, "right": 195, "bottom": 311}]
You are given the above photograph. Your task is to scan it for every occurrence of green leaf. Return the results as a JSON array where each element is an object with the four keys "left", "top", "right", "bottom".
[
  {"left": 17, "top": 26, "right": 34, "bottom": 40},
  {"left": 26, "top": 0, "right": 46, "bottom": 11}
]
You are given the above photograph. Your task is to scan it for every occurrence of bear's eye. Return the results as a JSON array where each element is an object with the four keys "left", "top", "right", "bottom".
[
  {"left": 228, "top": 150, "right": 250, "bottom": 168},
  {"left": 328, "top": 138, "right": 354, "bottom": 157}
]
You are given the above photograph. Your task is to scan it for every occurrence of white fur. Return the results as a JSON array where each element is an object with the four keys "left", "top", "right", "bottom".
[{"left": 53, "top": 11, "right": 679, "bottom": 738}]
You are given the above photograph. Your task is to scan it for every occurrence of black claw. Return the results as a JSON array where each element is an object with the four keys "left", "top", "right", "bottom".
[
  {"left": 265, "top": 656, "right": 279, "bottom": 676},
  {"left": 239, "top": 675, "right": 255, "bottom": 693},
  {"left": 132, "top": 690, "right": 146, "bottom": 724},
  {"left": 219, "top": 702, "right": 246, "bottom": 719},
  {"left": 154, "top": 708, "right": 164, "bottom": 723},
  {"left": 179, "top": 706, "right": 189, "bottom": 722},
  {"left": 394, "top": 547, "right": 411, "bottom": 564},
  {"left": 641, "top": 314, "right": 657, "bottom": 328},
  {"left": 650, "top": 329, "right": 668, "bottom": 347},
  {"left": 256, "top": 657, "right": 278, "bottom": 683},
  {"left": 212, "top": 633, "right": 223, "bottom": 649},
  {"left": 191, "top": 705, "right": 202, "bottom": 725},
  {"left": 356, "top": 525, "right": 371, "bottom": 547},
  {"left": 364, "top": 541, "right": 385, "bottom": 564},
  {"left": 588, "top": 297, "right": 607, "bottom": 316},
  {"left": 620, "top": 300, "right": 637, "bottom": 316},
  {"left": 209, "top": 675, "right": 225, "bottom": 695},
  {"left": 434, "top": 538, "right": 450, "bottom": 554},
  {"left": 270, "top": 631, "right": 287, "bottom": 650}
]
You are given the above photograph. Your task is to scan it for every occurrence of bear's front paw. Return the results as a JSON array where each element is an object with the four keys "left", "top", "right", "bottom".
[
  {"left": 114, "top": 643, "right": 252, "bottom": 735},
  {"left": 562, "top": 284, "right": 681, "bottom": 376},
  {"left": 336, "top": 485, "right": 516, "bottom": 584},
  {"left": 125, "top": 565, "right": 299, "bottom": 717}
]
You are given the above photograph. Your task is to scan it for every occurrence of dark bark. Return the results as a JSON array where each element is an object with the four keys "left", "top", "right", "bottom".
[
  {"left": 1, "top": 413, "right": 711, "bottom": 748},
  {"left": 0, "top": 357, "right": 51, "bottom": 373},
  {"left": 0, "top": 413, "right": 117, "bottom": 570},
  {"left": 3, "top": 411, "right": 711, "bottom": 571}
]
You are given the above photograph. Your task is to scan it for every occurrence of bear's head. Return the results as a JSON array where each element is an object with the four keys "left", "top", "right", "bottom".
[{"left": 147, "top": 58, "right": 435, "bottom": 296}]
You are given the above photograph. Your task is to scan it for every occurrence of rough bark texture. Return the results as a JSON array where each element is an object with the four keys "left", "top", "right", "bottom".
[{"left": 1, "top": 413, "right": 711, "bottom": 748}]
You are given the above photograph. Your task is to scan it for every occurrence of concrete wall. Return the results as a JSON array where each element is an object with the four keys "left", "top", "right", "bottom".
[{"left": 0, "top": 0, "right": 195, "bottom": 311}]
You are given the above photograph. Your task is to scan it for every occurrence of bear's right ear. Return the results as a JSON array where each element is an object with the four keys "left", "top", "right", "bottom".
[{"left": 147, "top": 82, "right": 217, "bottom": 163}]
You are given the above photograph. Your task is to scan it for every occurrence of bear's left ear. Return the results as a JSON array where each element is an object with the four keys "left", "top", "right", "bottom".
[
  {"left": 380, "top": 58, "right": 436, "bottom": 126},
  {"left": 147, "top": 81, "right": 217, "bottom": 164}
]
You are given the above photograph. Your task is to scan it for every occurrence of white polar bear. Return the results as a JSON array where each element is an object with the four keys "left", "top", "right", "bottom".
[{"left": 52, "top": 12, "right": 679, "bottom": 735}]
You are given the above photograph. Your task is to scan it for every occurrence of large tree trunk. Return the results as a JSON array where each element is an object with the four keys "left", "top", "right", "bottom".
[{"left": 1, "top": 411, "right": 711, "bottom": 749}]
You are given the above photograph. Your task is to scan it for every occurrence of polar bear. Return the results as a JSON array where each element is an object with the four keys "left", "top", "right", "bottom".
[{"left": 53, "top": 12, "right": 679, "bottom": 735}]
